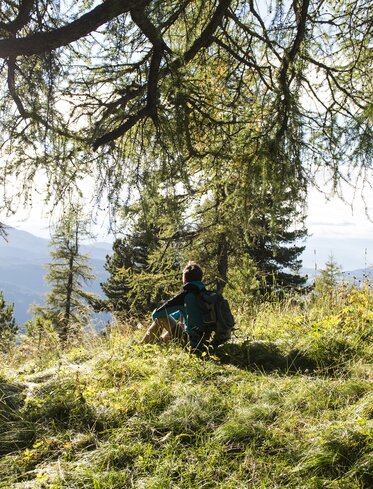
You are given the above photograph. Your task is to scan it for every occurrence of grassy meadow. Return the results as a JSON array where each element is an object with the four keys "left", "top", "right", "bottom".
[{"left": 0, "top": 284, "right": 372, "bottom": 488}]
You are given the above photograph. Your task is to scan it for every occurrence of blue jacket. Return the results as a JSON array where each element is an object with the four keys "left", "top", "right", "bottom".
[{"left": 152, "top": 281, "right": 206, "bottom": 347}]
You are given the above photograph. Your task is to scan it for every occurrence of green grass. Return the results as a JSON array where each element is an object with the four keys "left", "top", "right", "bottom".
[{"left": 0, "top": 286, "right": 372, "bottom": 488}]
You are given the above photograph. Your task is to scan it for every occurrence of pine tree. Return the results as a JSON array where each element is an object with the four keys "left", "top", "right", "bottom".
[
  {"left": 0, "top": 291, "right": 18, "bottom": 350},
  {"left": 245, "top": 193, "right": 308, "bottom": 293},
  {"left": 37, "top": 209, "right": 96, "bottom": 343},
  {"left": 99, "top": 224, "right": 159, "bottom": 317},
  {"left": 315, "top": 255, "right": 342, "bottom": 291}
]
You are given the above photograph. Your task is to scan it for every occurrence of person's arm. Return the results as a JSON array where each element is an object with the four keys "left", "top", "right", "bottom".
[{"left": 152, "top": 291, "right": 186, "bottom": 320}]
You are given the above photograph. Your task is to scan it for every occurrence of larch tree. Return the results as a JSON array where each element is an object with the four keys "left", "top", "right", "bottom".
[
  {"left": 0, "top": 1, "right": 371, "bottom": 302},
  {"left": 37, "top": 208, "right": 97, "bottom": 343},
  {"left": 0, "top": 0, "right": 370, "bottom": 219}
]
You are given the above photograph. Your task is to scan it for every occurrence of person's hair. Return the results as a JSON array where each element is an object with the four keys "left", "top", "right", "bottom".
[{"left": 183, "top": 261, "right": 203, "bottom": 282}]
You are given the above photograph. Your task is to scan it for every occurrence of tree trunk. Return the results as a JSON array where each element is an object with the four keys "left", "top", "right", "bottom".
[
  {"left": 61, "top": 255, "right": 74, "bottom": 343},
  {"left": 216, "top": 233, "right": 228, "bottom": 291}
]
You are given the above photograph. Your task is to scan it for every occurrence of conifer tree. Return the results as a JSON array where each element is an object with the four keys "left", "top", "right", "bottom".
[
  {"left": 0, "top": 0, "right": 370, "bottom": 219},
  {"left": 99, "top": 177, "right": 187, "bottom": 315},
  {"left": 37, "top": 209, "right": 96, "bottom": 343},
  {"left": 315, "top": 255, "right": 342, "bottom": 291},
  {"left": 98, "top": 238, "right": 133, "bottom": 315},
  {"left": 0, "top": 291, "right": 18, "bottom": 350},
  {"left": 245, "top": 193, "right": 307, "bottom": 293},
  {"left": 98, "top": 223, "right": 160, "bottom": 317},
  {"left": 187, "top": 175, "right": 307, "bottom": 294}
]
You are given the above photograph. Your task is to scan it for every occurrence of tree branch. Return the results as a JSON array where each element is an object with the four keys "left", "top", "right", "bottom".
[
  {"left": 183, "top": 0, "right": 232, "bottom": 64},
  {"left": 7, "top": 56, "right": 27, "bottom": 117},
  {"left": 93, "top": 0, "right": 232, "bottom": 149},
  {"left": 130, "top": 6, "right": 171, "bottom": 123},
  {"left": 130, "top": 6, "right": 171, "bottom": 53},
  {"left": 7, "top": 56, "right": 85, "bottom": 142},
  {"left": 276, "top": 0, "right": 311, "bottom": 140},
  {"left": 0, "top": 0, "right": 35, "bottom": 34},
  {"left": 0, "top": 0, "right": 151, "bottom": 57},
  {"left": 92, "top": 107, "right": 150, "bottom": 151}
]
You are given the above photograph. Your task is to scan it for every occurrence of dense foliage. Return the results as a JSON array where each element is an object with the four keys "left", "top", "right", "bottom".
[
  {"left": 0, "top": 0, "right": 370, "bottom": 303},
  {"left": 0, "top": 0, "right": 370, "bottom": 216},
  {"left": 96, "top": 152, "right": 310, "bottom": 312}
]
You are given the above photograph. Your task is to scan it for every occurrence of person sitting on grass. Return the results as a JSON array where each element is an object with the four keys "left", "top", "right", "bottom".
[{"left": 141, "top": 261, "right": 214, "bottom": 351}]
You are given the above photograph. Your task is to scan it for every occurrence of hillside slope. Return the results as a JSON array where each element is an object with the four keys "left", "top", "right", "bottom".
[{"left": 1, "top": 286, "right": 372, "bottom": 488}]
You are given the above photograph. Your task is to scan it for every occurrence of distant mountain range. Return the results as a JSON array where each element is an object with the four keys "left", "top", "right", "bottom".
[
  {"left": 0, "top": 228, "right": 112, "bottom": 326},
  {"left": 301, "top": 266, "right": 373, "bottom": 285}
]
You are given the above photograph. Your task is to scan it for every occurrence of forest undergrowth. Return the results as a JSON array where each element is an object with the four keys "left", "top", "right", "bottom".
[{"left": 0, "top": 284, "right": 372, "bottom": 488}]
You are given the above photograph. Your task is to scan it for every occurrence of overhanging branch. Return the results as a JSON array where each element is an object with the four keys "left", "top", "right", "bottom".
[
  {"left": 93, "top": 107, "right": 150, "bottom": 150},
  {"left": 0, "top": 0, "right": 151, "bottom": 57},
  {"left": 0, "top": 0, "right": 35, "bottom": 35},
  {"left": 93, "top": 0, "right": 232, "bottom": 149}
]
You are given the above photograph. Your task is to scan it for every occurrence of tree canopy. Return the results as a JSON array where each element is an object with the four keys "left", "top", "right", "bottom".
[{"left": 0, "top": 0, "right": 371, "bottom": 214}]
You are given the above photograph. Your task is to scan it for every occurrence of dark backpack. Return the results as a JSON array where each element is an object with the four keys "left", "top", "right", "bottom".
[{"left": 198, "top": 290, "right": 235, "bottom": 346}]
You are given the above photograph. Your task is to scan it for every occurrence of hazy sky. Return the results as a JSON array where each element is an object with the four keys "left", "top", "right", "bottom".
[
  {"left": 302, "top": 185, "right": 372, "bottom": 270},
  {"left": 307, "top": 185, "right": 372, "bottom": 240}
]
